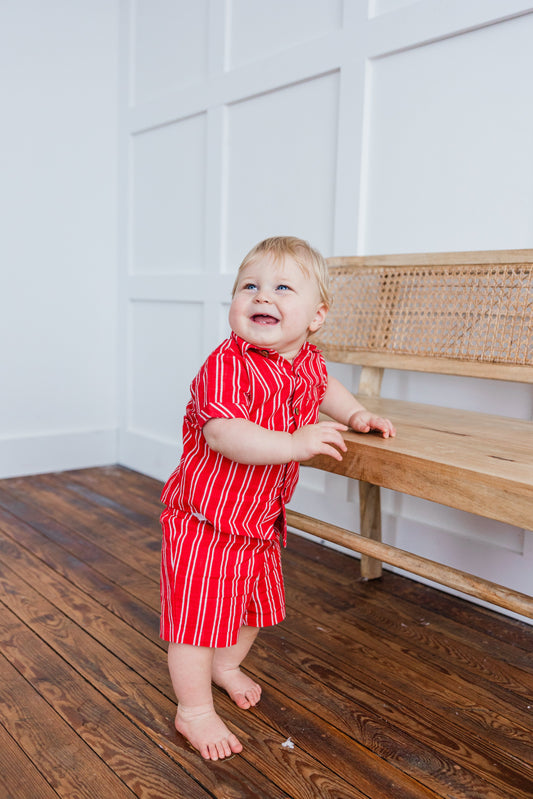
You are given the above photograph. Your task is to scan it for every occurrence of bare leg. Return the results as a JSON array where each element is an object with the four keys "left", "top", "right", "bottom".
[
  {"left": 212, "top": 625, "right": 262, "bottom": 709},
  {"left": 167, "top": 642, "right": 243, "bottom": 760}
]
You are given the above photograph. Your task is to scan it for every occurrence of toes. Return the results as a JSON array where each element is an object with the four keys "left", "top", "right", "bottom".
[
  {"left": 200, "top": 743, "right": 213, "bottom": 760},
  {"left": 234, "top": 693, "right": 252, "bottom": 709},
  {"left": 212, "top": 666, "right": 262, "bottom": 709},
  {"left": 209, "top": 743, "right": 222, "bottom": 761},
  {"left": 231, "top": 683, "right": 262, "bottom": 709},
  {"left": 204, "top": 735, "right": 242, "bottom": 761},
  {"left": 176, "top": 706, "right": 242, "bottom": 761}
]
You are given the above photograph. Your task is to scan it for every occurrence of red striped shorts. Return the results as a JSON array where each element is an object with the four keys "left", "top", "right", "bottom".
[{"left": 160, "top": 508, "right": 286, "bottom": 647}]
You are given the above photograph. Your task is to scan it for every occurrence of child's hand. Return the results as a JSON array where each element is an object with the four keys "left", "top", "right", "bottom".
[
  {"left": 349, "top": 410, "right": 396, "bottom": 438},
  {"left": 291, "top": 421, "right": 348, "bottom": 462}
]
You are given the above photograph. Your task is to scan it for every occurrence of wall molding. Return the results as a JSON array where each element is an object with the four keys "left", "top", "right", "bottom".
[
  {"left": 0, "top": 429, "right": 117, "bottom": 480},
  {"left": 118, "top": 429, "right": 177, "bottom": 484}
]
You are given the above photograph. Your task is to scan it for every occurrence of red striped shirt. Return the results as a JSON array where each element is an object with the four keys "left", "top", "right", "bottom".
[{"left": 161, "top": 332, "right": 328, "bottom": 543}]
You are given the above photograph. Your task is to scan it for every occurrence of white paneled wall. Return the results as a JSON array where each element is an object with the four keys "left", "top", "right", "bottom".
[
  {"left": 225, "top": 71, "right": 340, "bottom": 265},
  {"left": 118, "top": 0, "right": 533, "bottom": 620},
  {"left": 131, "top": 113, "right": 208, "bottom": 274},
  {"left": 1, "top": 1, "right": 119, "bottom": 478},
  {"left": 132, "top": 0, "right": 209, "bottom": 105},
  {"left": 227, "top": 1, "right": 342, "bottom": 68},
  {"left": 363, "top": 13, "right": 533, "bottom": 254}
]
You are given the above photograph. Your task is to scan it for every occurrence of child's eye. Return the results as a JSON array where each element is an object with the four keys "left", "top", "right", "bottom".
[
  {"left": 243, "top": 282, "right": 257, "bottom": 291},
  {"left": 276, "top": 284, "right": 291, "bottom": 292}
]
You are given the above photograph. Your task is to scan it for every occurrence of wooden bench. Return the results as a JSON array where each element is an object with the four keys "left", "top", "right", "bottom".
[{"left": 286, "top": 249, "right": 533, "bottom": 619}]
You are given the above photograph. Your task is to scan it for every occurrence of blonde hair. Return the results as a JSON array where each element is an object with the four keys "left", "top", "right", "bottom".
[{"left": 231, "top": 236, "right": 331, "bottom": 308}]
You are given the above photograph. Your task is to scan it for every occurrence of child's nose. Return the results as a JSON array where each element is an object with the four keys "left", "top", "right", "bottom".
[{"left": 255, "top": 290, "right": 271, "bottom": 303}]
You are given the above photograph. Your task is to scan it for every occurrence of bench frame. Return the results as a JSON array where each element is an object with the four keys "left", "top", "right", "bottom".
[{"left": 287, "top": 249, "right": 533, "bottom": 619}]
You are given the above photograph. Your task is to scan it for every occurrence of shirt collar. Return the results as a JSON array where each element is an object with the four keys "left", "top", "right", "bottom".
[{"left": 230, "top": 332, "right": 318, "bottom": 365}]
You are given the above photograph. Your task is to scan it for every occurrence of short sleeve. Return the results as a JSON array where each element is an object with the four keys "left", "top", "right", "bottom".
[
  {"left": 315, "top": 351, "right": 328, "bottom": 403},
  {"left": 192, "top": 342, "right": 251, "bottom": 427}
]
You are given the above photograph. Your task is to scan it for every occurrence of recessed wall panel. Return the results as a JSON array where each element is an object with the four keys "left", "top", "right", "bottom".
[
  {"left": 228, "top": 0, "right": 342, "bottom": 68},
  {"left": 364, "top": 15, "right": 533, "bottom": 253},
  {"left": 400, "top": 496, "right": 525, "bottom": 553},
  {"left": 369, "top": 0, "right": 418, "bottom": 17},
  {"left": 129, "top": 300, "right": 203, "bottom": 441},
  {"left": 225, "top": 73, "right": 340, "bottom": 270},
  {"left": 132, "top": 0, "right": 209, "bottom": 105},
  {"left": 131, "top": 114, "right": 206, "bottom": 274},
  {"left": 404, "top": 372, "right": 532, "bottom": 419}
]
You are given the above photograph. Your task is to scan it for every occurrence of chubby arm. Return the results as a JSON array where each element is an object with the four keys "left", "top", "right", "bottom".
[
  {"left": 202, "top": 374, "right": 395, "bottom": 465},
  {"left": 203, "top": 417, "right": 348, "bottom": 464},
  {"left": 320, "top": 376, "right": 396, "bottom": 438}
]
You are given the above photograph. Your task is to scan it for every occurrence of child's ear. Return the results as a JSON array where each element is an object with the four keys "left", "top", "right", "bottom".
[{"left": 308, "top": 303, "right": 327, "bottom": 334}]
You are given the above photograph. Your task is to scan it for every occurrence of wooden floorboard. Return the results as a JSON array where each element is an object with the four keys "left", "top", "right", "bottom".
[{"left": 0, "top": 467, "right": 531, "bottom": 799}]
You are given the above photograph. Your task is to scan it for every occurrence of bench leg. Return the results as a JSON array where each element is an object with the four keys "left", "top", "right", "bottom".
[{"left": 359, "top": 481, "right": 383, "bottom": 580}]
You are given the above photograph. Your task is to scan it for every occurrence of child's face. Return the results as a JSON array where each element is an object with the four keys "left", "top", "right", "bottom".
[{"left": 229, "top": 253, "right": 327, "bottom": 360}]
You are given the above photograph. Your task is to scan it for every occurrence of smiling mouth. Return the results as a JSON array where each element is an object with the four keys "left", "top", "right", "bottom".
[{"left": 251, "top": 314, "right": 279, "bottom": 325}]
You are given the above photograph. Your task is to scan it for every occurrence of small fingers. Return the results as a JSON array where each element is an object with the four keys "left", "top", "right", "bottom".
[
  {"left": 367, "top": 417, "right": 396, "bottom": 438},
  {"left": 318, "top": 421, "right": 348, "bottom": 433},
  {"left": 319, "top": 432, "right": 347, "bottom": 460},
  {"left": 379, "top": 423, "right": 396, "bottom": 438},
  {"left": 327, "top": 432, "right": 347, "bottom": 453},
  {"left": 321, "top": 443, "right": 344, "bottom": 461}
]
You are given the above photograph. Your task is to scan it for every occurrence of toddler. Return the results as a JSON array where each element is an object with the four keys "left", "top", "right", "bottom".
[{"left": 160, "top": 236, "right": 395, "bottom": 760}]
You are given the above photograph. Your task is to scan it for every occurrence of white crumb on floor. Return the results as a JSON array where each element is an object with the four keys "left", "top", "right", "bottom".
[{"left": 281, "top": 737, "right": 295, "bottom": 749}]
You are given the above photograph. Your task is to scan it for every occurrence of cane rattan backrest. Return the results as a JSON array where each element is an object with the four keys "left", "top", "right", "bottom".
[{"left": 311, "top": 250, "right": 533, "bottom": 382}]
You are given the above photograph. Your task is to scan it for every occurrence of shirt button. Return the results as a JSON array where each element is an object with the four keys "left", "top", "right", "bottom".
[
  {"left": 294, "top": 407, "right": 300, "bottom": 416},
  {"left": 260, "top": 349, "right": 269, "bottom": 357}
]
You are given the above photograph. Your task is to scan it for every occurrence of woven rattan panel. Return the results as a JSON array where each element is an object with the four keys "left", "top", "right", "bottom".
[{"left": 314, "top": 263, "right": 533, "bottom": 366}]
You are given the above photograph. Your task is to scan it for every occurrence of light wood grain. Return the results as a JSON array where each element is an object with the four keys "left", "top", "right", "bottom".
[
  {"left": 359, "top": 481, "right": 383, "bottom": 579},
  {"left": 309, "top": 398, "right": 533, "bottom": 531},
  {"left": 317, "top": 350, "right": 533, "bottom": 382},
  {"left": 286, "top": 510, "right": 533, "bottom": 619},
  {"left": 327, "top": 248, "right": 533, "bottom": 267},
  {"left": 356, "top": 365, "right": 386, "bottom": 576}
]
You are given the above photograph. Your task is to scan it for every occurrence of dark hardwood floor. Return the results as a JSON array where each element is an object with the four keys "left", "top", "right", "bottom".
[{"left": 0, "top": 466, "right": 531, "bottom": 799}]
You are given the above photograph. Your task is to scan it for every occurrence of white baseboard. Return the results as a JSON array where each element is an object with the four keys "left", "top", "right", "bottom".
[
  {"left": 0, "top": 429, "right": 117, "bottom": 479},
  {"left": 118, "top": 428, "right": 178, "bottom": 483}
]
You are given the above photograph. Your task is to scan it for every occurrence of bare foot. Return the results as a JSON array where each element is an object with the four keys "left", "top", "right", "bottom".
[
  {"left": 175, "top": 703, "right": 243, "bottom": 760},
  {"left": 212, "top": 666, "right": 262, "bottom": 709}
]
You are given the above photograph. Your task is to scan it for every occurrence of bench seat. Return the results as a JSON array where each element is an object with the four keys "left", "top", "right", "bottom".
[{"left": 310, "top": 398, "right": 533, "bottom": 531}]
